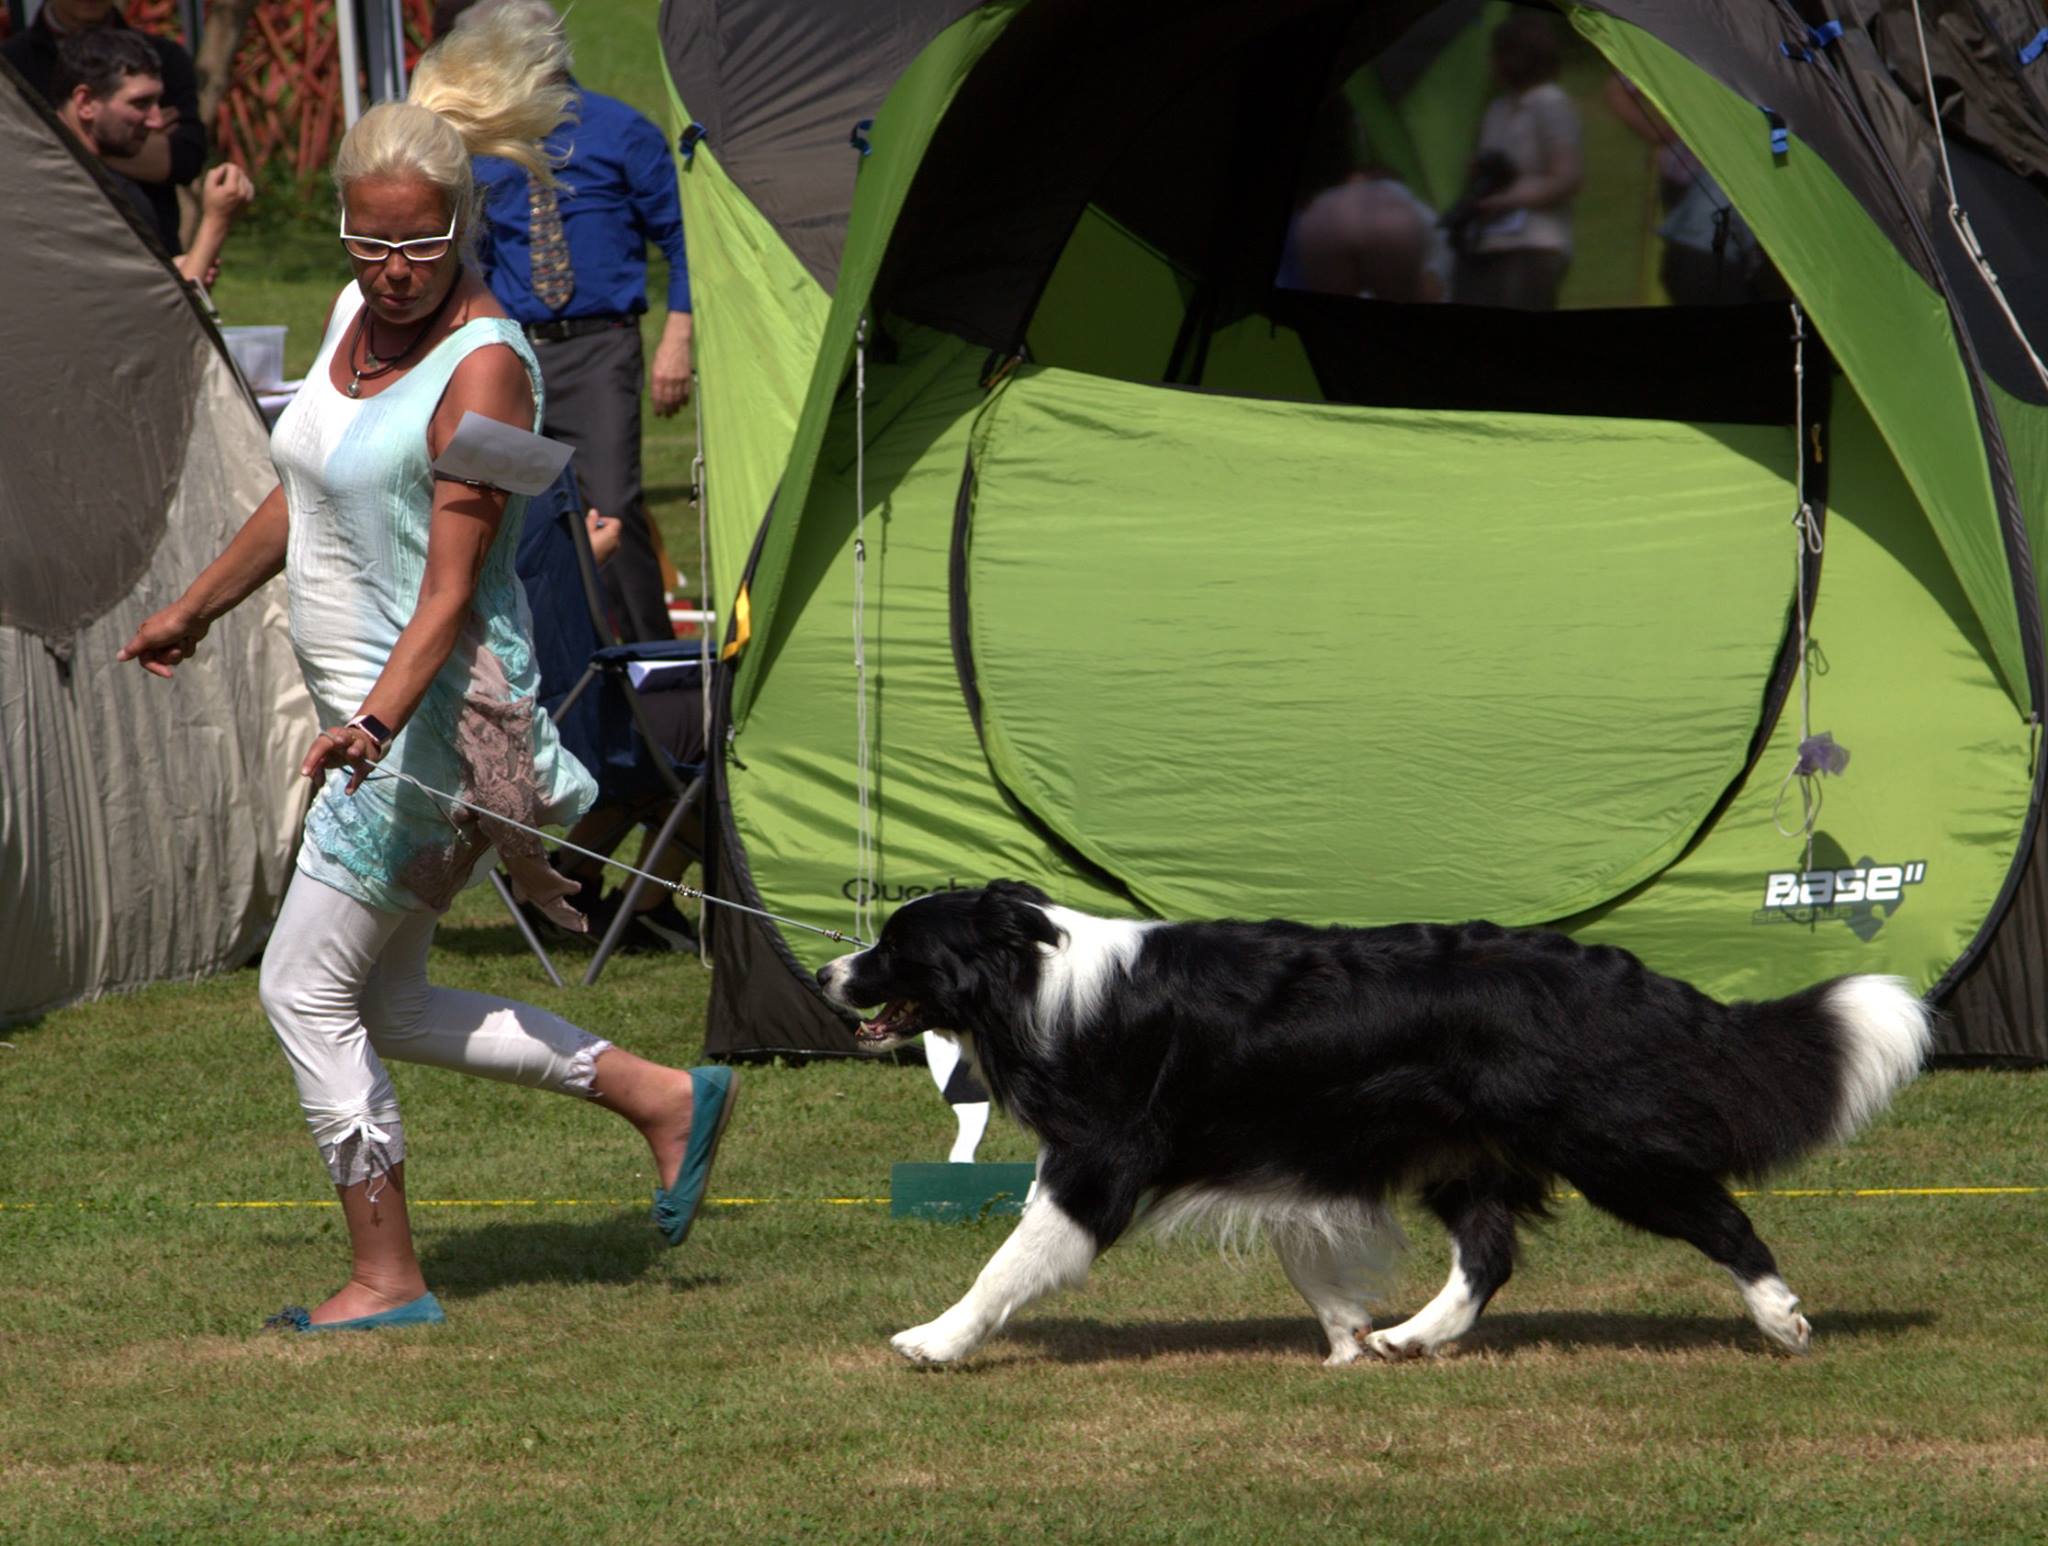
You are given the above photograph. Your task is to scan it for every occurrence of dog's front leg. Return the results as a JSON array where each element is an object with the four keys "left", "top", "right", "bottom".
[{"left": 892, "top": 1189, "right": 1097, "bottom": 1365}]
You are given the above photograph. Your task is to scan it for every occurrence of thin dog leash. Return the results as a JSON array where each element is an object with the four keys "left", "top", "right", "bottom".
[{"left": 359, "top": 765, "right": 871, "bottom": 947}]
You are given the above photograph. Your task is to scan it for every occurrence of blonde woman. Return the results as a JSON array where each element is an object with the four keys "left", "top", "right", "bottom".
[{"left": 118, "top": 7, "right": 736, "bottom": 1332}]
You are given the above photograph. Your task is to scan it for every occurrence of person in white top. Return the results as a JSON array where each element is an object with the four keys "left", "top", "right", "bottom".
[{"left": 1451, "top": 12, "right": 1584, "bottom": 310}]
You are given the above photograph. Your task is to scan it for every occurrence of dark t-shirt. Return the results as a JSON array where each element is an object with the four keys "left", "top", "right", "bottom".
[{"left": 2, "top": 10, "right": 206, "bottom": 254}]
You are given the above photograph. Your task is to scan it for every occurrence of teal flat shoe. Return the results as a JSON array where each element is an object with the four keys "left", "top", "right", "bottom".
[
  {"left": 263, "top": 1291, "right": 446, "bottom": 1333},
  {"left": 652, "top": 1066, "right": 741, "bottom": 1248}
]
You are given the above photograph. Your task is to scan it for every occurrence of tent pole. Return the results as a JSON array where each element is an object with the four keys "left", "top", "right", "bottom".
[
  {"left": 693, "top": 365, "right": 711, "bottom": 964},
  {"left": 337, "top": 0, "right": 365, "bottom": 129}
]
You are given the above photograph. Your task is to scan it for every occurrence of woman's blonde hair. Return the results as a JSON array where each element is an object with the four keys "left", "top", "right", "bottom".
[{"left": 333, "top": 2, "right": 575, "bottom": 237}]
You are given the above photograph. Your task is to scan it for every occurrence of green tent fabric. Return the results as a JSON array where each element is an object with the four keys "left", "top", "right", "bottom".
[
  {"left": 964, "top": 370, "right": 1801, "bottom": 924},
  {"left": 1571, "top": 10, "right": 2030, "bottom": 707},
  {"left": 659, "top": 128, "right": 828, "bottom": 633},
  {"left": 658, "top": 0, "right": 2048, "bottom": 1063}
]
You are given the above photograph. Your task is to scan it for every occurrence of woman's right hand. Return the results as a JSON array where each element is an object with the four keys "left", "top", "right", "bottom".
[{"left": 117, "top": 605, "right": 210, "bottom": 679}]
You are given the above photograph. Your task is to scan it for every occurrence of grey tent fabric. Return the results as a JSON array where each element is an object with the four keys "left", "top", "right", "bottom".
[
  {"left": 1807, "top": 3, "right": 2048, "bottom": 406},
  {"left": 0, "top": 62, "right": 197, "bottom": 648},
  {"left": 1943, "top": 804, "right": 2048, "bottom": 1063},
  {"left": 1834, "top": 0, "right": 2048, "bottom": 186},
  {"left": 659, "top": 0, "right": 984, "bottom": 289},
  {"left": 1, "top": 65, "right": 313, "bottom": 1025}
]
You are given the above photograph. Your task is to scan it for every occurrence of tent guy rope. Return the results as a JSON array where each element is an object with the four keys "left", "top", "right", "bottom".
[
  {"left": 851, "top": 312, "right": 879, "bottom": 946},
  {"left": 1771, "top": 301, "right": 1843, "bottom": 866}
]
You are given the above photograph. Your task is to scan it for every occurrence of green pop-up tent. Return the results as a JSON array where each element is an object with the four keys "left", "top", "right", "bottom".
[{"left": 658, "top": 0, "right": 2048, "bottom": 1064}]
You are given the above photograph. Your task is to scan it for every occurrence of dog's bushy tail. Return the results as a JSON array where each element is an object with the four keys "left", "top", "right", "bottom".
[
  {"left": 1815, "top": 975, "right": 1935, "bottom": 1143},
  {"left": 1727, "top": 974, "right": 1932, "bottom": 1171}
]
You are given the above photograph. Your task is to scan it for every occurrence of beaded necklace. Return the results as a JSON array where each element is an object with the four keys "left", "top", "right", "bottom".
[{"left": 345, "top": 270, "right": 465, "bottom": 398}]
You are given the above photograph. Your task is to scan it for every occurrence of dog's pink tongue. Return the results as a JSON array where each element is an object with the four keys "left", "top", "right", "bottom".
[{"left": 860, "top": 1000, "right": 912, "bottom": 1036}]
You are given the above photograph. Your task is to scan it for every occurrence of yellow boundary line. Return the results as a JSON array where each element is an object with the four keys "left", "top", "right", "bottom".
[
  {"left": 0, "top": 1186, "right": 2041, "bottom": 1213},
  {"left": 0, "top": 1197, "right": 891, "bottom": 1212},
  {"left": 1739, "top": 1186, "right": 2041, "bottom": 1198}
]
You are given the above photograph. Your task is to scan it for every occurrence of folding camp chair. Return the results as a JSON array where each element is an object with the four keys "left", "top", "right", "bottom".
[{"left": 497, "top": 464, "right": 711, "bottom": 986}]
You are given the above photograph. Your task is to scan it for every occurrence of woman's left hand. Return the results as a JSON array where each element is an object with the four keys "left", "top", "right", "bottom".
[{"left": 300, "top": 723, "right": 384, "bottom": 795}]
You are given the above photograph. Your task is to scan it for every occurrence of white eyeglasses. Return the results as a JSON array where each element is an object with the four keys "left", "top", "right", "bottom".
[{"left": 339, "top": 211, "right": 457, "bottom": 263}]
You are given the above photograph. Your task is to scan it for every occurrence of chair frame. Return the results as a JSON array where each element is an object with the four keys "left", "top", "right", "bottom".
[{"left": 495, "top": 490, "right": 710, "bottom": 986}]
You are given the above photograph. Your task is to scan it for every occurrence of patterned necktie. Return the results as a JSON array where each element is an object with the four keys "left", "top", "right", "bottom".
[{"left": 528, "top": 177, "right": 575, "bottom": 313}]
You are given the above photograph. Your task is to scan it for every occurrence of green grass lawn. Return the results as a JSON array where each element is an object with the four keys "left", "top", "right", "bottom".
[{"left": 3, "top": 881, "right": 2045, "bottom": 1543}]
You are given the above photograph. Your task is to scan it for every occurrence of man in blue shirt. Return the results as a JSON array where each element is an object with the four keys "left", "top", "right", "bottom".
[{"left": 457, "top": 0, "right": 693, "bottom": 644}]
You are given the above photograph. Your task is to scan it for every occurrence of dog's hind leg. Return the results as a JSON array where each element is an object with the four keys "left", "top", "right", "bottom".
[
  {"left": 891, "top": 1185, "right": 1103, "bottom": 1365},
  {"left": 1276, "top": 1224, "right": 1397, "bottom": 1367},
  {"left": 1574, "top": 1168, "right": 1811, "bottom": 1354},
  {"left": 1364, "top": 1177, "right": 1525, "bottom": 1361}
]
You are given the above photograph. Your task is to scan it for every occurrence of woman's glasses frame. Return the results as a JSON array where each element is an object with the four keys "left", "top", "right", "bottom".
[{"left": 339, "top": 211, "right": 458, "bottom": 264}]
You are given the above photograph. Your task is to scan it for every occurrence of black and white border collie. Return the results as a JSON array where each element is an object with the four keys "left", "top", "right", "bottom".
[{"left": 819, "top": 881, "right": 1931, "bottom": 1367}]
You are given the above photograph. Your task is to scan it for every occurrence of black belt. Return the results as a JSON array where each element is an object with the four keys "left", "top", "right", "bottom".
[{"left": 524, "top": 314, "right": 635, "bottom": 343}]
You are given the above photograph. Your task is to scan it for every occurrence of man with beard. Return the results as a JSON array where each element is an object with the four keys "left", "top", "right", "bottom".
[
  {"left": 49, "top": 29, "right": 254, "bottom": 287},
  {"left": 5, "top": 0, "right": 207, "bottom": 257}
]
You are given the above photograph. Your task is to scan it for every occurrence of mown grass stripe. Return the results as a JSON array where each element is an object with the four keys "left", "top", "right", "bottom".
[{"left": 0, "top": 1186, "right": 2040, "bottom": 1213}]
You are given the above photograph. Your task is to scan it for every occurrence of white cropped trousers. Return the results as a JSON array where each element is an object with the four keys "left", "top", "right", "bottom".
[{"left": 258, "top": 870, "right": 612, "bottom": 1188}]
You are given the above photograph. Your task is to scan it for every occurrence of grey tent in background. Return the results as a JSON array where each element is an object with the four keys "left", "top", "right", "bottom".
[{"left": 1, "top": 60, "right": 313, "bottom": 1025}]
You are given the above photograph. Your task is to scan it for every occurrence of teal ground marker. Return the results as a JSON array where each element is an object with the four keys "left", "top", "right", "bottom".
[{"left": 890, "top": 1162, "right": 1038, "bottom": 1221}]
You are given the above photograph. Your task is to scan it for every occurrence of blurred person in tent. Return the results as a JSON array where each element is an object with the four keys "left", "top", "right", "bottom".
[
  {"left": 1605, "top": 72, "right": 1787, "bottom": 307},
  {"left": 1448, "top": 10, "right": 1583, "bottom": 309},
  {"left": 48, "top": 29, "right": 254, "bottom": 288},
  {"left": 1279, "top": 95, "right": 1447, "bottom": 303},
  {"left": 5, "top": 0, "right": 206, "bottom": 257},
  {"left": 117, "top": 5, "right": 739, "bottom": 1336}
]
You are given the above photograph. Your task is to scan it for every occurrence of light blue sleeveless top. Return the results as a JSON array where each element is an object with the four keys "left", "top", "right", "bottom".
[{"left": 270, "top": 282, "right": 596, "bottom": 913}]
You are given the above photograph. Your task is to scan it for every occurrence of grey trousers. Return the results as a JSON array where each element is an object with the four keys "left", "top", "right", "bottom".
[
  {"left": 1451, "top": 248, "right": 1570, "bottom": 310},
  {"left": 532, "top": 323, "right": 673, "bottom": 643}
]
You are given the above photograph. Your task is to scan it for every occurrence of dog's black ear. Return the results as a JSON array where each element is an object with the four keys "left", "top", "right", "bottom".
[{"left": 976, "top": 881, "right": 1063, "bottom": 950}]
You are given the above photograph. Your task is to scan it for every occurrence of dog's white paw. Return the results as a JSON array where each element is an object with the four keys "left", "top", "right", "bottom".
[
  {"left": 1322, "top": 1325, "right": 1374, "bottom": 1367},
  {"left": 890, "top": 1316, "right": 983, "bottom": 1365},
  {"left": 1740, "top": 1276, "right": 1813, "bottom": 1356},
  {"left": 1362, "top": 1327, "right": 1438, "bottom": 1362},
  {"left": 1763, "top": 1312, "right": 1813, "bottom": 1356}
]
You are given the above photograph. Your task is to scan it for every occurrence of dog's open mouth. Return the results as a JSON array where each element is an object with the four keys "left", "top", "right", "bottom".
[{"left": 856, "top": 999, "right": 924, "bottom": 1045}]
